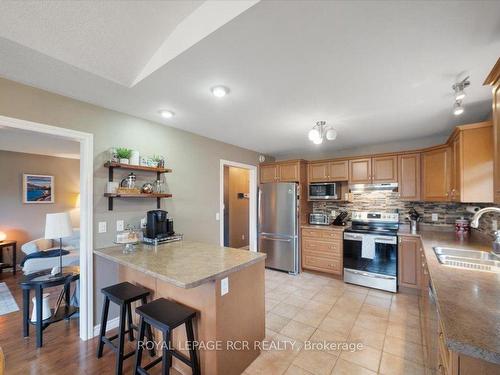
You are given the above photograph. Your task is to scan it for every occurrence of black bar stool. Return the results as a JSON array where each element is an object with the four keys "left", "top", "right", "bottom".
[
  {"left": 97, "top": 281, "right": 155, "bottom": 375},
  {"left": 133, "top": 298, "right": 200, "bottom": 375}
]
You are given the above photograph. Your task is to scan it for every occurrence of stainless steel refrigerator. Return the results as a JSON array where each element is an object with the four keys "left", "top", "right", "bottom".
[{"left": 258, "top": 182, "right": 299, "bottom": 274}]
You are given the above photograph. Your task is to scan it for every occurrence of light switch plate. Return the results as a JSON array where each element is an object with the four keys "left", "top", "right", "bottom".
[
  {"left": 116, "top": 220, "right": 124, "bottom": 231},
  {"left": 140, "top": 218, "right": 147, "bottom": 229},
  {"left": 431, "top": 213, "right": 439, "bottom": 222},
  {"left": 98, "top": 222, "right": 107, "bottom": 233},
  {"left": 221, "top": 277, "right": 229, "bottom": 296},
  {"left": 215, "top": 212, "right": 220, "bottom": 221}
]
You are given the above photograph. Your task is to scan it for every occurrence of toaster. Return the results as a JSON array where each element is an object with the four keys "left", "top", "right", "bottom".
[{"left": 309, "top": 213, "right": 333, "bottom": 226}]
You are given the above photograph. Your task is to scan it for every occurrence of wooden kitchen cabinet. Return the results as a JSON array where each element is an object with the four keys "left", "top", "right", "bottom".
[
  {"left": 308, "top": 160, "right": 348, "bottom": 182},
  {"left": 448, "top": 122, "right": 493, "bottom": 203},
  {"left": 301, "top": 227, "right": 343, "bottom": 276},
  {"left": 484, "top": 58, "right": 500, "bottom": 203},
  {"left": 422, "top": 146, "right": 451, "bottom": 201},
  {"left": 372, "top": 155, "right": 398, "bottom": 183},
  {"left": 279, "top": 161, "right": 300, "bottom": 182},
  {"left": 349, "top": 158, "right": 372, "bottom": 184},
  {"left": 398, "top": 153, "right": 420, "bottom": 201},
  {"left": 260, "top": 164, "right": 278, "bottom": 183},
  {"left": 398, "top": 235, "right": 420, "bottom": 288},
  {"left": 259, "top": 160, "right": 305, "bottom": 183}
]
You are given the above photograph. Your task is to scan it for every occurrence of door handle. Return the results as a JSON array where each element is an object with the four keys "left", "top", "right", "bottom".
[
  {"left": 261, "top": 237, "right": 291, "bottom": 243},
  {"left": 347, "top": 269, "right": 395, "bottom": 280}
]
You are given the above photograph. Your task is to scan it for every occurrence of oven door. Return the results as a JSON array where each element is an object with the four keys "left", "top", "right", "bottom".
[{"left": 343, "top": 232, "right": 398, "bottom": 292}]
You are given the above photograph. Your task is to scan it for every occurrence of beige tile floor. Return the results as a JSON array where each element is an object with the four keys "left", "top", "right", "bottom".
[{"left": 243, "top": 269, "right": 426, "bottom": 375}]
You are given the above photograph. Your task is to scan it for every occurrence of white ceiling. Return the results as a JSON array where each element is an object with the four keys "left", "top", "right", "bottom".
[
  {"left": 0, "top": 1, "right": 498, "bottom": 159},
  {"left": 0, "top": 126, "right": 80, "bottom": 159}
]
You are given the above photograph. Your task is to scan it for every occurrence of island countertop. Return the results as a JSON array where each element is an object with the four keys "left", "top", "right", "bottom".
[{"left": 94, "top": 240, "right": 266, "bottom": 289}]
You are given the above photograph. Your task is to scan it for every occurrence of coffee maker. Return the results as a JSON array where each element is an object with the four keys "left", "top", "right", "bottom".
[{"left": 146, "top": 210, "right": 174, "bottom": 239}]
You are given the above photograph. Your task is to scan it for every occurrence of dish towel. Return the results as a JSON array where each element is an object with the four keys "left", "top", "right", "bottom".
[{"left": 361, "top": 235, "right": 376, "bottom": 259}]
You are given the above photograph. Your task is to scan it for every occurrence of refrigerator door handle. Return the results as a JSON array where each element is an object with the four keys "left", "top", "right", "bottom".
[{"left": 260, "top": 236, "right": 292, "bottom": 242}]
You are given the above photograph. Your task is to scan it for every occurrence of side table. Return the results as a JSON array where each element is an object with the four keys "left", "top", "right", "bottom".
[{"left": 20, "top": 266, "right": 79, "bottom": 348}]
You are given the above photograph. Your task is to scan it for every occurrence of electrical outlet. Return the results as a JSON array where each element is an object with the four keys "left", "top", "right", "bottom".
[
  {"left": 431, "top": 213, "right": 439, "bottom": 222},
  {"left": 116, "top": 220, "right": 124, "bottom": 231},
  {"left": 241, "top": 234, "right": 245, "bottom": 240},
  {"left": 493, "top": 220, "right": 498, "bottom": 231},
  {"left": 215, "top": 212, "right": 220, "bottom": 221},
  {"left": 140, "top": 218, "right": 147, "bottom": 229},
  {"left": 98, "top": 222, "right": 107, "bottom": 233},
  {"left": 221, "top": 277, "right": 229, "bottom": 296}
]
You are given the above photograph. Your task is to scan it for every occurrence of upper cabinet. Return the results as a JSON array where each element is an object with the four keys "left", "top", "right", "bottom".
[
  {"left": 484, "top": 58, "right": 500, "bottom": 203},
  {"left": 308, "top": 160, "right": 348, "bottom": 182},
  {"left": 449, "top": 122, "right": 493, "bottom": 203},
  {"left": 348, "top": 156, "right": 397, "bottom": 184},
  {"left": 398, "top": 153, "right": 420, "bottom": 201},
  {"left": 260, "top": 164, "right": 278, "bottom": 183},
  {"left": 422, "top": 146, "right": 451, "bottom": 201},
  {"left": 260, "top": 160, "right": 305, "bottom": 184},
  {"left": 349, "top": 158, "right": 372, "bottom": 184},
  {"left": 372, "top": 156, "right": 398, "bottom": 183}
]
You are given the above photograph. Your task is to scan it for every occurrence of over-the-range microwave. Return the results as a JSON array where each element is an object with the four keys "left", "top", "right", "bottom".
[{"left": 309, "top": 182, "right": 337, "bottom": 200}]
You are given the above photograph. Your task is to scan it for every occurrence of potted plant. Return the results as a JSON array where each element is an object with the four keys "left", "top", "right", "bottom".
[
  {"left": 116, "top": 148, "right": 132, "bottom": 164},
  {"left": 152, "top": 155, "right": 165, "bottom": 168}
]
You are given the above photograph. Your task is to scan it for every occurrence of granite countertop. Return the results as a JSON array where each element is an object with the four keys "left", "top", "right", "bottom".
[
  {"left": 301, "top": 224, "right": 346, "bottom": 231},
  {"left": 94, "top": 240, "right": 266, "bottom": 289},
  {"left": 399, "top": 227, "right": 500, "bottom": 364}
]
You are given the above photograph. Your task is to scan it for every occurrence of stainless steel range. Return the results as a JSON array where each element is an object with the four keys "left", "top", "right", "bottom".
[{"left": 343, "top": 211, "right": 399, "bottom": 292}]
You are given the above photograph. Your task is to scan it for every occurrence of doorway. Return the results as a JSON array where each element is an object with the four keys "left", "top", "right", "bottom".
[
  {"left": 0, "top": 115, "right": 93, "bottom": 341},
  {"left": 224, "top": 166, "right": 250, "bottom": 248},
  {"left": 219, "top": 160, "right": 257, "bottom": 251}
]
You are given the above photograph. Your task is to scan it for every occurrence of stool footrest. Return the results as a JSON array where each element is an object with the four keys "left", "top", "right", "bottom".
[
  {"left": 142, "top": 356, "right": 163, "bottom": 371},
  {"left": 171, "top": 349, "right": 193, "bottom": 367}
]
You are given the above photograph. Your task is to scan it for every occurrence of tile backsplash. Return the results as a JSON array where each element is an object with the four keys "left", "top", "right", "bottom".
[{"left": 312, "top": 191, "right": 500, "bottom": 238}]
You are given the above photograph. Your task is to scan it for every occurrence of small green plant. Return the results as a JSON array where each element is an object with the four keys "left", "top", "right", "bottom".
[
  {"left": 152, "top": 154, "right": 164, "bottom": 162},
  {"left": 116, "top": 147, "right": 132, "bottom": 159}
]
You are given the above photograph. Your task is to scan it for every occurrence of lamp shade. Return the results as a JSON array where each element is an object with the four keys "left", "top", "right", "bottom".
[{"left": 45, "top": 212, "right": 73, "bottom": 240}]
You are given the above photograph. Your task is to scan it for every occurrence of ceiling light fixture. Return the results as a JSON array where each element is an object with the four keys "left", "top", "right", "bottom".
[
  {"left": 453, "top": 101, "right": 464, "bottom": 116},
  {"left": 451, "top": 76, "right": 470, "bottom": 115},
  {"left": 159, "top": 110, "right": 174, "bottom": 119},
  {"left": 308, "top": 121, "right": 337, "bottom": 145},
  {"left": 211, "top": 86, "right": 229, "bottom": 98}
]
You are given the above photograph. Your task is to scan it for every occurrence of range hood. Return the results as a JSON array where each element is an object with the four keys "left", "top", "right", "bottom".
[{"left": 349, "top": 182, "right": 398, "bottom": 192}]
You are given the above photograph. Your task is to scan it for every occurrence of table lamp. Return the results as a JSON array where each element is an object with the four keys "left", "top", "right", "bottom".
[
  {"left": 44, "top": 212, "right": 73, "bottom": 276},
  {"left": 0, "top": 231, "right": 6, "bottom": 242}
]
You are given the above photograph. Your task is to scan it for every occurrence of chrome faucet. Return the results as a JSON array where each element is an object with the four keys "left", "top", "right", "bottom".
[{"left": 470, "top": 207, "right": 500, "bottom": 256}]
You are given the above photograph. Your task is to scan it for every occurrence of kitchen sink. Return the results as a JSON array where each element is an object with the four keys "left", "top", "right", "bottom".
[{"left": 433, "top": 247, "right": 500, "bottom": 273}]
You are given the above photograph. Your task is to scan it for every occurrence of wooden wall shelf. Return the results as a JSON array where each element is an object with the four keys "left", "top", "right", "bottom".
[{"left": 104, "top": 161, "right": 172, "bottom": 210}]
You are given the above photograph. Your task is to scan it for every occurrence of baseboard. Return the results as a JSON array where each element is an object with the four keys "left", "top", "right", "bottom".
[{"left": 92, "top": 316, "right": 120, "bottom": 337}]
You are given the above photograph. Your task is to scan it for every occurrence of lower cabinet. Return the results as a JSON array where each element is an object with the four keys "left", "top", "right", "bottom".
[
  {"left": 398, "top": 235, "right": 420, "bottom": 288},
  {"left": 301, "top": 227, "right": 343, "bottom": 276}
]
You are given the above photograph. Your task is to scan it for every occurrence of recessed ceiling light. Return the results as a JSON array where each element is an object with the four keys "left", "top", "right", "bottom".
[
  {"left": 211, "top": 86, "right": 229, "bottom": 98},
  {"left": 159, "top": 110, "right": 174, "bottom": 119}
]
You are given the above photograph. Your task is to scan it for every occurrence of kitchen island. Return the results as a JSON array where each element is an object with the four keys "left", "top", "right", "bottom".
[{"left": 94, "top": 241, "right": 266, "bottom": 375}]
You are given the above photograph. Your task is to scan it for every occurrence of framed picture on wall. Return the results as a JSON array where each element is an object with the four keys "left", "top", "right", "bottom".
[{"left": 23, "top": 174, "right": 55, "bottom": 204}]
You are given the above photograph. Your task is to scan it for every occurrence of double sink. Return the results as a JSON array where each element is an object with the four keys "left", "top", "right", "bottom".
[{"left": 433, "top": 247, "right": 500, "bottom": 273}]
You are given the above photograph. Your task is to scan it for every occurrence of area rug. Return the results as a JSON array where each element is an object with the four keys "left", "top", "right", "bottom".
[{"left": 0, "top": 282, "right": 19, "bottom": 315}]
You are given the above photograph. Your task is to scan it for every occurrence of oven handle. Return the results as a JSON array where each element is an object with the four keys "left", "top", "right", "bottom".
[
  {"left": 373, "top": 237, "right": 397, "bottom": 245},
  {"left": 345, "top": 269, "right": 396, "bottom": 280},
  {"left": 344, "top": 233, "right": 364, "bottom": 241}
]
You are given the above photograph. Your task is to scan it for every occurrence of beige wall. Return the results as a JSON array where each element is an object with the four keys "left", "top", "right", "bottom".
[
  {"left": 0, "top": 77, "right": 261, "bottom": 321},
  {"left": 0, "top": 150, "right": 80, "bottom": 263}
]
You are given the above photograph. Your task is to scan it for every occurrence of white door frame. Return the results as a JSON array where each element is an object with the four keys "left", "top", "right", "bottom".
[
  {"left": 219, "top": 160, "right": 257, "bottom": 251},
  {"left": 0, "top": 115, "right": 94, "bottom": 341}
]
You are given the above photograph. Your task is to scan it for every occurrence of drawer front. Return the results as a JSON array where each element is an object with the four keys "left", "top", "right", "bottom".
[
  {"left": 303, "top": 254, "right": 341, "bottom": 274},
  {"left": 302, "top": 228, "right": 342, "bottom": 239},
  {"left": 303, "top": 238, "right": 342, "bottom": 256}
]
